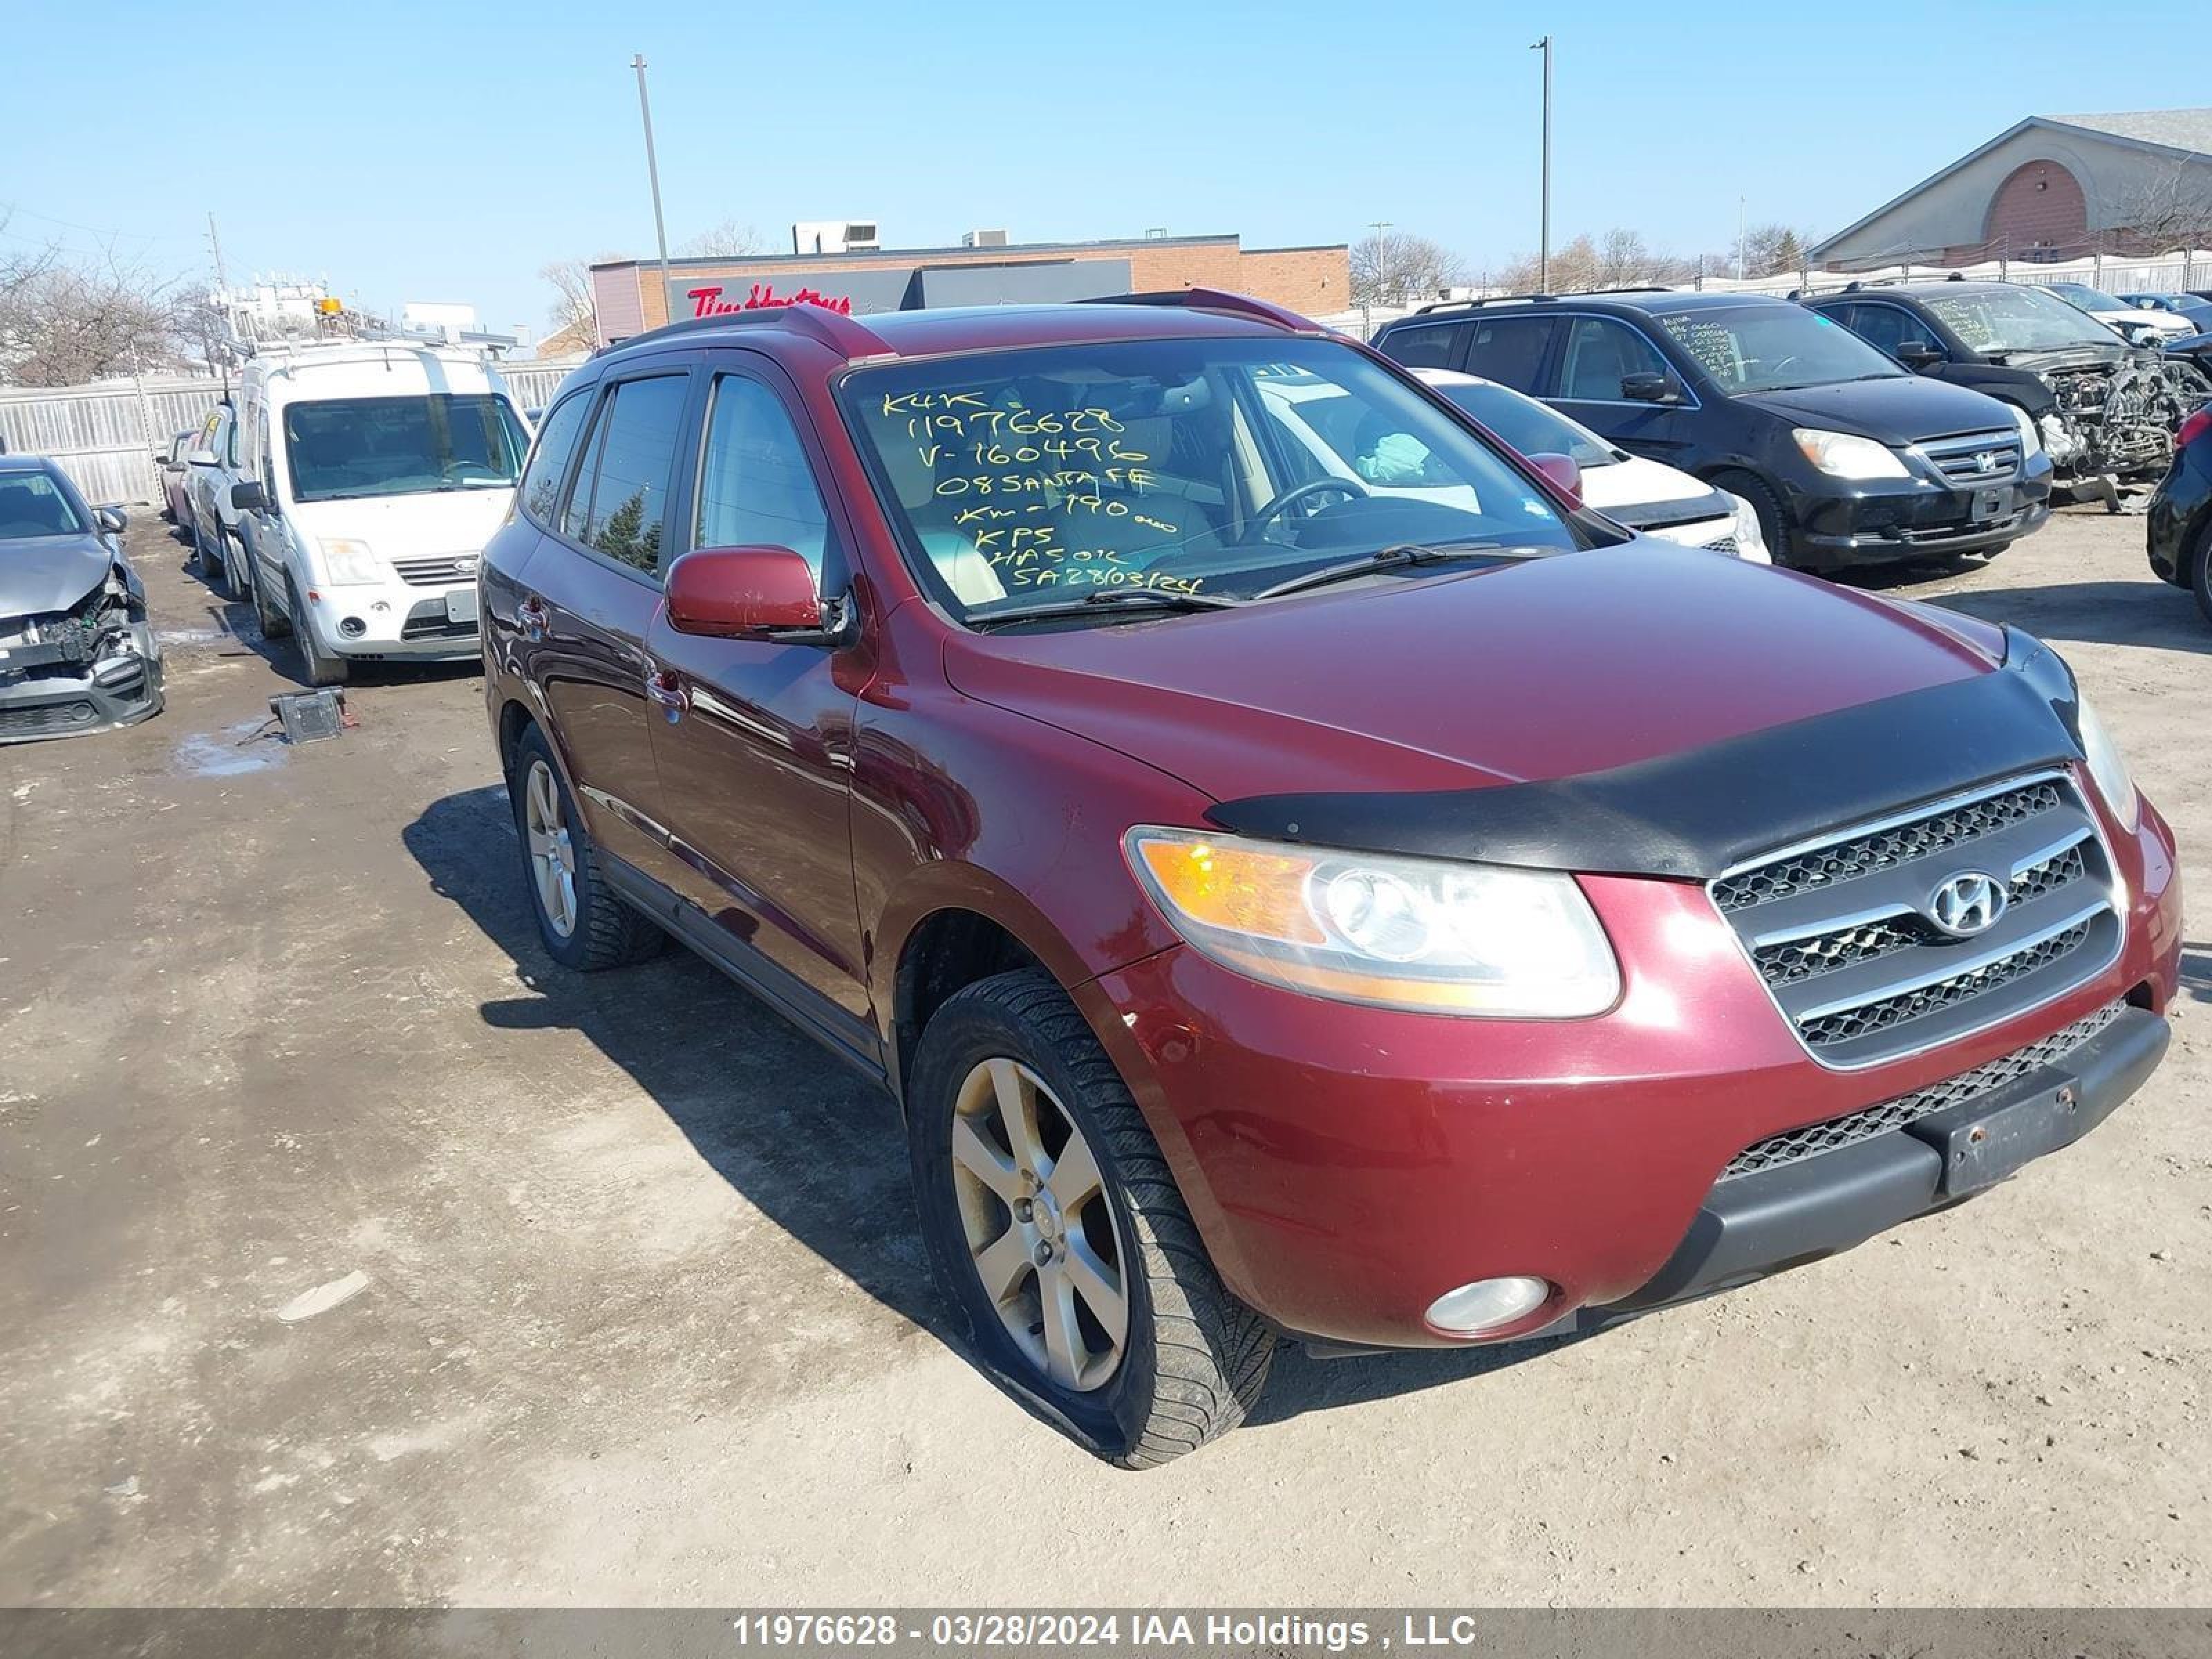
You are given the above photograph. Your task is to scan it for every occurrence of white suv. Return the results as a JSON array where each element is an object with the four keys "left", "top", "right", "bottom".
[{"left": 229, "top": 343, "right": 530, "bottom": 684}]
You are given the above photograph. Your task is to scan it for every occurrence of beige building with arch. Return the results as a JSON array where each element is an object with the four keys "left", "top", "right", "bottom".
[{"left": 1811, "top": 110, "right": 2212, "bottom": 270}]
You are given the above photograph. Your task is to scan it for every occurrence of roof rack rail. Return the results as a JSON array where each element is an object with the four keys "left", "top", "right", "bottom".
[
  {"left": 603, "top": 303, "right": 897, "bottom": 362},
  {"left": 1082, "top": 288, "right": 1324, "bottom": 335},
  {"left": 1417, "top": 294, "right": 1548, "bottom": 312}
]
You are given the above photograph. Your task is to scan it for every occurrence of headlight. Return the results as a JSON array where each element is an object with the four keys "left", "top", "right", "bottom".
[
  {"left": 1792, "top": 427, "right": 1910, "bottom": 480},
  {"left": 1124, "top": 827, "right": 1621, "bottom": 1018},
  {"left": 2007, "top": 400, "right": 2042, "bottom": 457},
  {"left": 2074, "top": 690, "right": 2139, "bottom": 833},
  {"left": 317, "top": 537, "right": 382, "bottom": 585},
  {"left": 1726, "top": 493, "right": 1772, "bottom": 562}
]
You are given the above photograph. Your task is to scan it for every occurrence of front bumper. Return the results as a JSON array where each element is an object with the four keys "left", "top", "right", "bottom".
[
  {"left": 1075, "top": 795, "right": 2182, "bottom": 1350},
  {"left": 305, "top": 579, "right": 480, "bottom": 662},
  {"left": 1792, "top": 460, "right": 2053, "bottom": 567},
  {"left": 0, "top": 626, "right": 165, "bottom": 744}
]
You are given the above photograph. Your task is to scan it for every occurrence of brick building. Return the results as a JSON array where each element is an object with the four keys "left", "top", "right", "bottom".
[
  {"left": 585, "top": 234, "right": 1349, "bottom": 346},
  {"left": 1812, "top": 109, "right": 2212, "bottom": 270}
]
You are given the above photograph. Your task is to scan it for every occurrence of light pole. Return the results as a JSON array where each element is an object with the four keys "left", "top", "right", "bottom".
[
  {"left": 1368, "top": 219, "right": 1391, "bottom": 308},
  {"left": 1736, "top": 195, "right": 1746, "bottom": 282},
  {"left": 631, "top": 54, "right": 673, "bottom": 316},
  {"left": 1530, "top": 36, "right": 1551, "bottom": 292}
]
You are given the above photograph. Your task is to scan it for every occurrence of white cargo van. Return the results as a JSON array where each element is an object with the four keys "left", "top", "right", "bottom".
[{"left": 229, "top": 342, "right": 530, "bottom": 684}]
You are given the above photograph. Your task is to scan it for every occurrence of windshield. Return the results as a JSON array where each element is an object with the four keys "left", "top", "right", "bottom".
[
  {"left": 1429, "top": 379, "right": 1616, "bottom": 467},
  {"left": 1653, "top": 305, "right": 1905, "bottom": 394},
  {"left": 283, "top": 393, "right": 529, "bottom": 503},
  {"left": 2045, "top": 283, "right": 2126, "bottom": 315},
  {"left": 839, "top": 337, "right": 1593, "bottom": 626},
  {"left": 0, "top": 470, "right": 90, "bottom": 541},
  {"left": 1927, "top": 285, "right": 2117, "bottom": 352}
]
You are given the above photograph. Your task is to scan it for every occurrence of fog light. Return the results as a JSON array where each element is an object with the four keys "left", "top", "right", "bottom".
[
  {"left": 1425, "top": 1276, "right": 1551, "bottom": 1336},
  {"left": 338, "top": 616, "right": 366, "bottom": 638}
]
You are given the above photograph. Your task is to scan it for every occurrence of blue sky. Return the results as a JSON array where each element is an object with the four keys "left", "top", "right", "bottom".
[{"left": 8, "top": 0, "right": 2211, "bottom": 340}]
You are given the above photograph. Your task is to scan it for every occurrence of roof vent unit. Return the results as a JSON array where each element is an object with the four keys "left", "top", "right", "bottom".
[
  {"left": 792, "top": 221, "right": 881, "bottom": 256},
  {"left": 962, "top": 229, "right": 1010, "bottom": 249}
]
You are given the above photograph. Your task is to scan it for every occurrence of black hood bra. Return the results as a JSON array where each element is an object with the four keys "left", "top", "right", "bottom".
[{"left": 1205, "top": 628, "right": 2090, "bottom": 881}]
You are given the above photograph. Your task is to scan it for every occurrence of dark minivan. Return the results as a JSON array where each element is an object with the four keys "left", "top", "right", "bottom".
[{"left": 1373, "top": 290, "right": 2052, "bottom": 570}]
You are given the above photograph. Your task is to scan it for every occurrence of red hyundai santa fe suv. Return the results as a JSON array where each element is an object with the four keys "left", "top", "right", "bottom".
[{"left": 480, "top": 290, "right": 2182, "bottom": 1466}]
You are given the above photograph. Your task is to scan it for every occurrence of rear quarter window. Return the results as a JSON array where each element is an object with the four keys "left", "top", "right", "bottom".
[{"left": 1377, "top": 322, "right": 1462, "bottom": 370}]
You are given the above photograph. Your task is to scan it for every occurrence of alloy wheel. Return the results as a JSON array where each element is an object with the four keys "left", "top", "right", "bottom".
[
  {"left": 522, "top": 760, "right": 579, "bottom": 939},
  {"left": 948, "top": 1057, "right": 1128, "bottom": 1391}
]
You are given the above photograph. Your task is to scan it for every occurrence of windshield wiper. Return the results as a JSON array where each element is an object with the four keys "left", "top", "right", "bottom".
[
  {"left": 1250, "top": 541, "right": 1518, "bottom": 602},
  {"left": 969, "top": 587, "right": 1244, "bottom": 631}
]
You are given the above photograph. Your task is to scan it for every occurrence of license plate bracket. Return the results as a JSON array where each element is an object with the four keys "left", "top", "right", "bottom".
[
  {"left": 1906, "top": 1074, "right": 2083, "bottom": 1197},
  {"left": 446, "top": 588, "right": 480, "bottom": 626},
  {"left": 1969, "top": 487, "right": 2007, "bottom": 524}
]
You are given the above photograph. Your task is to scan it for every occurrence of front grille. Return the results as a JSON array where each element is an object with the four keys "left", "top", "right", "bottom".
[
  {"left": 1713, "top": 774, "right": 2120, "bottom": 1069},
  {"left": 1702, "top": 535, "right": 1740, "bottom": 557},
  {"left": 391, "top": 555, "right": 478, "bottom": 587},
  {"left": 1713, "top": 782, "right": 2061, "bottom": 912},
  {"left": 1921, "top": 429, "right": 2023, "bottom": 482},
  {"left": 1721, "top": 1000, "right": 2126, "bottom": 1179}
]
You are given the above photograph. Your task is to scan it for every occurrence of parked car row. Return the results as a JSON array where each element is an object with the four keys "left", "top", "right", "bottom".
[
  {"left": 467, "top": 290, "right": 2180, "bottom": 1464},
  {"left": 1371, "top": 280, "right": 2212, "bottom": 572},
  {"left": 161, "top": 341, "right": 530, "bottom": 686}
]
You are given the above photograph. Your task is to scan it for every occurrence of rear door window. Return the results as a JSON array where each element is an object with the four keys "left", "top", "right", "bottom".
[
  {"left": 1461, "top": 317, "right": 1559, "bottom": 392},
  {"left": 1378, "top": 322, "right": 1463, "bottom": 370},
  {"left": 519, "top": 390, "right": 594, "bottom": 528},
  {"left": 568, "top": 375, "right": 690, "bottom": 577}
]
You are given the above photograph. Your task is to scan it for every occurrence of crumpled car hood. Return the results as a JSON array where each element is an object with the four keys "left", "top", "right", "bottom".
[{"left": 0, "top": 534, "right": 114, "bottom": 617}]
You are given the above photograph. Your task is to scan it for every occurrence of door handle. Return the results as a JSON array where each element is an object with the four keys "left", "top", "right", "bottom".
[
  {"left": 646, "top": 668, "right": 690, "bottom": 723},
  {"left": 518, "top": 595, "right": 548, "bottom": 643}
]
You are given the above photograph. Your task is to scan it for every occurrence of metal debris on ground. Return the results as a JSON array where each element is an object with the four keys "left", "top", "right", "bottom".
[{"left": 268, "top": 688, "right": 350, "bottom": 744}]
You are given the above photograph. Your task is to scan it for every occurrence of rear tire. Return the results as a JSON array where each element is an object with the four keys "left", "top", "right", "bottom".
[
  {"left": 1714, "top": 470, "right": 1793, "bottom": 568},
  {"left": 509, "top": 723, "right": 662, "bottom": 971},
  {"left": 286, "top": 579, "right": 349, "bottom": 687},
  {"left": 908, "top": 967, "right": 1274, "bottom": 1468}
]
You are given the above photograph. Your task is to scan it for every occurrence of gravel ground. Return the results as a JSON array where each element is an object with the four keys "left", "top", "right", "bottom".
[{"left": 0, "top": 505, "right": 2204, "bottom": 1608}]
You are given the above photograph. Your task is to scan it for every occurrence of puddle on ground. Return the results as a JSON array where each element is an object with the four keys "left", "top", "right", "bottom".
[{"left": 171, "top": 720, "right": 285, "bottom": 778}]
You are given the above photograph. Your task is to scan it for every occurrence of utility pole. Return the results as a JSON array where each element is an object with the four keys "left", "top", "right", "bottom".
[
  {"left": 205, "top": 212, "right": 229, "bottom": 291},
  {"left": 1530, "top": 36, "right": 1552, "bottom": 292},
  {"left": 1736, "top": 196, "right": 1747, "bottom": 282},
  {"left": 631, "top": 54, "right": 673, "bottom": 317},
  {"left": 1367, "top": 220, "right": 1391, "bottom": 307}
]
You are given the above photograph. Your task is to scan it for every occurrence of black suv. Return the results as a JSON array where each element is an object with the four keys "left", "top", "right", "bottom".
[
  {"left": 1372, "top": 290, "right": 2052, "bottom": 570},
  {"left": 1800, "top": 279, "right": 2210, "bottom": 489}
]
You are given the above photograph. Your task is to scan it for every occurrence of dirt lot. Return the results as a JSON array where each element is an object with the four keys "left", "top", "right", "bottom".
[{"left": 1, "top": 507, "right": 2206, "bottom": 1609}]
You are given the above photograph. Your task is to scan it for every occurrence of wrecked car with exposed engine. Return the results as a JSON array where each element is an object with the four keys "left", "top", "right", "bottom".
[
  {"left": 1801, "top": 279, "right": 2212, "bottom": 499},
  {"left": 0, "top": 455, "right": 165, "bottom": 743}
]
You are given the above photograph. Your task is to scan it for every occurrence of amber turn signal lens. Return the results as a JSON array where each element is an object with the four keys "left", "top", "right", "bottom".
[{"left": 1135, "top": 838, "right": 1324, "bottom": 946}]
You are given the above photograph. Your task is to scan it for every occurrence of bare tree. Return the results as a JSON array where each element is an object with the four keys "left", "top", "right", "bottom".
[
  {"left": 0, "top": 229, "right": 195, "bottom": 387},
  {"left": 538, "top": 255, "right": 615, "bottom": 336},
  {"left": 1351, "top": 229, "right": 1469, "bottom": 308},
  {"left": 680, "top": 218, "right": 767, "bottom": 258},
  {"left": 2108, "top": 160, "right": 2212, "bottom": 252},
  {"left": 1738, "top": 222, "right": 1814, "bottom": 279}
]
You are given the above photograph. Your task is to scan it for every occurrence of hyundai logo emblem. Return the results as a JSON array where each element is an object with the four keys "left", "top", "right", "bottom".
[{"left": 1929, "top": 871, "right": 2007, "bottom": 938}]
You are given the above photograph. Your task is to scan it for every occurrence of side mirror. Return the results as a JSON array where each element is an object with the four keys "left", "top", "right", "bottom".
[
  {"left": 1897, "top": 343, "right": 1943, "bottom": 368},
  {"left": 1619, "top": 372, "right": 1681, "bottom": 404},
  {"left": 664, "top": 545, "right": 841, "bottom": 643},
  {"left": 1525, "top": 452, "right": 1584, "bottom": 509},
  {"left": 187, "top": 448, "right": 218, "bottom": 467},
  {"left": 95, "top": 505, "right": 129, "bottom": 534},
  {"left": 231, "top": 480, "right": 268, "bottom": 512}
]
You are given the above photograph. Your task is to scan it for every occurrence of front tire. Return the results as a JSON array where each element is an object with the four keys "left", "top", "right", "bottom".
[
  {"left": 2191, "top": 523, "right": 2212, "bottom": 628},
  {"left": 509, "top": 724, "right": 662, "bottom": 971},
  {"left": 908, "top": 968, "right": 1273, "bottom": 1468},
  {"left": 1714, "top": 471, "right": 1793, "bottom": 568},
  {"left": 286, "top": 580, "right": 349, "bottom": 686}
]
